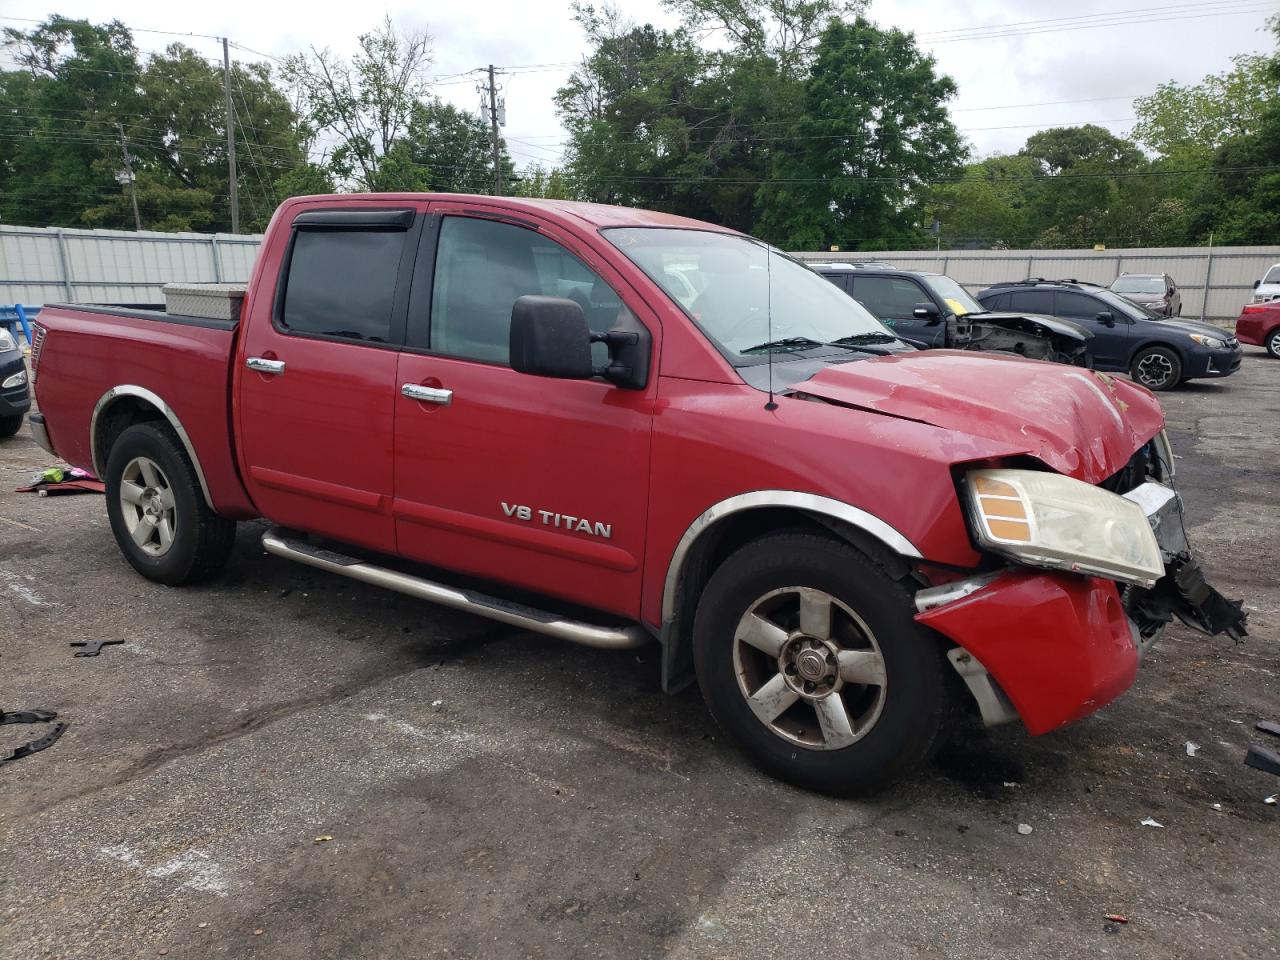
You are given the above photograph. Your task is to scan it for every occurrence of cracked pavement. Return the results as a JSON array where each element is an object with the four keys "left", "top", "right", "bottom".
[{"left": 1, "top": 349, "right": 1277, "bottom": 959}]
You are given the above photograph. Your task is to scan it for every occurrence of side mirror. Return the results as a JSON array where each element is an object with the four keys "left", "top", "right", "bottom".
[
  {"left": 1095, "top": 311, "right": 1116, "bottom": 327},
  {"left": 509, "top": 295, "right": 651, "bottom": 390},
  {"left": 1254, "top": 279, "right": 1261, "bottom": 289},
  {"left": 913, "top": 301, "right": 942, "bottom": 325},
  {"left": 510, "top": 296, "right": 595, "bottom": 380}
]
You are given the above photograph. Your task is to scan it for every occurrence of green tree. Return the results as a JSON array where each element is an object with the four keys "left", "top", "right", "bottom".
[
  {"left": 387, "top": 98, "right": 514, "bottom": 193},
  {"left": 511, "top": 164, "right": 576, "bottom": 199},
  {"left": 757, "top": 17, "right": 964, "bottom": 249},
  {"left": 918, "top": 154, "right": 1038, "bottom": 248},
  {"left": 282, "top": 16, "right": 433, "bottom": 191}
]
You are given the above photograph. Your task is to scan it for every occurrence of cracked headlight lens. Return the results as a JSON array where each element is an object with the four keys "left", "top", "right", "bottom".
[{"left": 965, "top": 468, "right": 1164, "bottom": 587}]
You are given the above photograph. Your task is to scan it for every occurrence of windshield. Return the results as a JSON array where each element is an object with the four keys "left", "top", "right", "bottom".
[
  {"left": 1112, "top": 276, "right": 1165, "bottom": 295},
  {"left": 1095, "top": 289, "right": 1159, "bottom": 318},
  {"left": 1263, "top": 266, "right": 1280, "bottom": 285},
  {"left": 922, "top": 275, "right": 984, "bottom": 316},
  {"left": 603, "top": 228, "right": 893, "bottom": 363}
]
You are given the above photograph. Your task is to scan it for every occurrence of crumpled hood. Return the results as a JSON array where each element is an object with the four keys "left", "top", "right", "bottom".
[{"left": 796, "top": 351, "right": 1165, "bottom": 483}]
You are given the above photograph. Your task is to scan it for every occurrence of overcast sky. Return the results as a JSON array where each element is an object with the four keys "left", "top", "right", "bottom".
[{"left": 2, "top": 0, "right": 1276, "bottom": 168}]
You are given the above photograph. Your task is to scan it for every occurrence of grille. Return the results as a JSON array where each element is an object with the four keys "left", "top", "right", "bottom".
[{"left": 30, "top": 323, "right": 46, "bottom": 381}]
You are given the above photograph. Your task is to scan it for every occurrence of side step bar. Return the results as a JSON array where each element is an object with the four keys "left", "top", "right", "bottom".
[{"left": 261, "top": 527, "right": 651, "bottom": 651}]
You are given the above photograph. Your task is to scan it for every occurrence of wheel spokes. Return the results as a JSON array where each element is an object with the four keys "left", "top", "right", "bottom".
[
  {"left": 746, "top": 673, "right": 800, "bottom": 724},
  {"left": 737, "top": 613, "right": 789, "bottom": 658},
  {"left": 837, "top": 648, "right": 887, "bottom": 687},
  {"left": 156, "top": 517, "right": 174, "bottom": 551},
  {"left": 158, "top": 487, "right": 175, "bottom": 510},
  {"left": 130, "top": 518, "right": 154, "bottom": 548},
  {"left": 814, "top": 694, "right": 857, "bottom": 749},
  {"left": 120, "top": 481, "right": 146, "bottom": 506},
  {"left": 797, "top": 588, "right": 832, "bottom": 640},
  {"left": 138, "top": 459, "right": 161, "bottom": 488}
]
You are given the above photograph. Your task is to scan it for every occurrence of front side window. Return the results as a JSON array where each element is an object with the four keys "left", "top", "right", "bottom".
[
  {"left": 922, "top": 275, "right": 985, "bottom": 316},
  {"left": 850, "top": 276, "right": 928, "bottom": 320},
  {"left": 1009, "top": 289, "right": 1055, "bottom": 314},
  {"left": 604, "top": 228, "right": 890, "bottom": 364},
  {"left": 1055, "top": 291, "right": 1104, "bottom": 319},
  {"left": 281, "top": 229, "right": 406, "bottom": 343},
  {"left": 430, "top": 216, "right": 625, "bottom": 364}
]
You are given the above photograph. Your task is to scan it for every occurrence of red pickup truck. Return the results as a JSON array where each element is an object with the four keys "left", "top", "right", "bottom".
[{"left": 28, "top": 194, "right": 1245, "bottom": 792}]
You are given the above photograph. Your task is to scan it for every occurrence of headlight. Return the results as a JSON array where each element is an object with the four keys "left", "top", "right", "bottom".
[
  {"left": 1, "top": 370, "right": 26, "bottom": 389},
  {"left": 1189, "top": 334, "right": 1226, "bottom": 348},
  {"left": 0, "top": 328, "right": 14, "bottom": 351},
  {"left": 964, "top": 468, "right": 1164, "bottom": 587}
]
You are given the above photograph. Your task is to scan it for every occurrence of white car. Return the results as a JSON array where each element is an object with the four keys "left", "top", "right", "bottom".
[{"left": 1252, "top": 263, "right": 1280, "bottom": 303}]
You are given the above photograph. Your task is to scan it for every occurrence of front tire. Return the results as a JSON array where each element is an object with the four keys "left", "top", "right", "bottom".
[
  {"left": 1130, "top": 346, "right": 1182, "bottom": 391},
  {"left": 1266, "top": 328, "right": 1280, "bottom": 359},
  {"left": 692, "top": 533, "right": 950, "bottom": 794},
  {"left": 104, "top": 422, "right": 236, "bottom": 585},
  {"left": 0, "top": 414, "right": 22, "bottom": 438}
]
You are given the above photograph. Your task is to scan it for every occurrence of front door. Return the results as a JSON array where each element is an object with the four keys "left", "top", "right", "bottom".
[
  {"left": 1053, "top": 291, "right": 1132, "bottom": 369},
  {"left": 236, "top": 206, "right": 422, "bottom": 552},
  {"left": 391, "top": 207, "right": 659, "bottom": 617},
  {"left": 850, "top": 275, "right": 942, "bottom": 346}
]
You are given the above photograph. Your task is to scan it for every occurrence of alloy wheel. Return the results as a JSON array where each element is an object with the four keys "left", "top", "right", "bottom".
[
  {"left": 119, "top": 456, "right": 177, "bottom": 557},
  {"left": 732, "top": 586, "right": 888, "bottom": 751},
  {"left": 1135, "top": 353, "right": 1175, "bottom": 389}
]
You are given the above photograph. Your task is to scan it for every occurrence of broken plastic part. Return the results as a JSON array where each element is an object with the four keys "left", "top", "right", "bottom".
[
  {"left": 1243, "top": 745, "right": 1280, "bottom": 778},
  {"left": 0, "top": 708, "right": 67, "bottom": 766}
]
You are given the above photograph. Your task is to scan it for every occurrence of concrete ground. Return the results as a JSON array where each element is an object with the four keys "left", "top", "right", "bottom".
[{"left": 1, "top": 351, "right": 1276, "bottom": 960}]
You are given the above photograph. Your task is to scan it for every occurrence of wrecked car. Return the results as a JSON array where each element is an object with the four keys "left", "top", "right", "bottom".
[
  {"left": 27, "top": 194, "right": 1246, "bottom": 793},
  {"left": 813, "top": 262, "right": 1092, "bottom": 364}
]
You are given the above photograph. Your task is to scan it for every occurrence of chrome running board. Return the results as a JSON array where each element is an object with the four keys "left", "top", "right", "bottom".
[{"left": 261, "top": 527, "right": 651, "bottom": 651}]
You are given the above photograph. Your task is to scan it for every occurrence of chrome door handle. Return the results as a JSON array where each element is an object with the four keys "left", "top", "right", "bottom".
[
  {"left": 402, "top": 383, "right": 452, "bottom": 406},
  {"left": 246, "top": 357, "right": 286, "bottom": 375}
]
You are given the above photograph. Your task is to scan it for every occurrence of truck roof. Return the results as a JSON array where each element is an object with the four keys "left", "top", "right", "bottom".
[{"left": 293, "top": 193, "right": 735, "bottom": 232}]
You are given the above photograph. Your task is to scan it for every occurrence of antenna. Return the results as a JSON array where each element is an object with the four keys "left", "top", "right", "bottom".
[{"left": 764, "top": 241, "right": 777, "bottom": 411}]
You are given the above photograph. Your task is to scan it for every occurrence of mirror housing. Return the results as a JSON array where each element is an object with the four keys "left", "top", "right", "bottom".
[
  {"left": 1095, "top": 310, "right": 1116, "bottom": 327},
  {"left": 510, "top": 296, "right": 595, "bottom": 380},
  {"left": 913, "top": 301, "right": 942, "bottom": 324},
  {"left": 509, "top": 295, "right": 651, "bottom": 390},
  {"left": 1254, "top": 279, "right": 1261, "bottom": 289}
]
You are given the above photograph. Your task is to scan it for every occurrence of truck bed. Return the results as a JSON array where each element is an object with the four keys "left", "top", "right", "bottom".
[{"left": 32, "top": 303, "right": 257, "bottom": 518}]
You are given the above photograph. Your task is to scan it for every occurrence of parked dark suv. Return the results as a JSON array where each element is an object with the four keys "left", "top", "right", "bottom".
[
  {"left": 0, "top": 325, "right": 31, "bottom": 438},
  {"left": 1110, "top": 273, "right": 1181, "bottom": 317},
  {"left": 977, "top": 279, "right": 1241, "bottom": 391},
  {"left": 814, "top": 263, "right": 1091, "bottom": 364}
]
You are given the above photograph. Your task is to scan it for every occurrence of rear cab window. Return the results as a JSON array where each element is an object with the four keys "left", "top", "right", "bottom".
[{"left": 277, "top": 209, "right": 416, "bottom": 346}]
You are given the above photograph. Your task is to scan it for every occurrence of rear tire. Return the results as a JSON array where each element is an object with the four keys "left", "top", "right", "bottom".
[
  {"left": 104, "top": 422, "right": 236, "bottom": 585},
  {"left": 1266, "top": 328, "right": 1280, "bottom": 359},
  {"left": 692, "top": 532, "right": 950, "bottom": 794},
  {"left": 1130, "top": 346, "right": 1182, "bottom": 391},
  {"left": 0, "top": 414, "right": 22, "bottom": 438}
]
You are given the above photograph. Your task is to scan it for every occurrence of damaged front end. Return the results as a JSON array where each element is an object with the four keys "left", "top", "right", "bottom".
[
  {"left": 916, "top": 430, "right": 1246, "bottom": 734},
  {"left": 943, "top": 312, "right": 1092, "bottom": 366}
]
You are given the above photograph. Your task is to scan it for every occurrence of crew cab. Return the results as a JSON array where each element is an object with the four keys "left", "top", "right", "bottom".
[{"left": 28, "top": 194, "right": 1246, "bottom": 793}]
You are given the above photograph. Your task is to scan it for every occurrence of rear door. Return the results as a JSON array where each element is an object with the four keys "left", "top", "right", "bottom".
[
  {"left": 236, "top": 206, "right": 423, "bottom": 552},
  {"left": 1053, "top": 290, "right": 1132, "bottom": 369},
  {"left": 390, "top": 205, "right": 660, "bottom": 617},
  {"left": 849, "top": 275, "right": 941, "bottom": 346}
]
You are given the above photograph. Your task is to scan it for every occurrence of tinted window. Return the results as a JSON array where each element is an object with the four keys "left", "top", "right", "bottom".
[
  {"left": 430, "top": 217, "right": 626, "bottom": 365},
  {"left": 1263, "top": 266, "right": 1280, "bottom": 284},
  {"left": 982, "top": 292, "right": 1011, "bottom": 310},
  {"left": 1111, "top": 276, "right": 1165, "bottom": 294},
  {"left": 1007, "top": 289, "right": 1055, "bottom": 314},
  {"left": 282, "top": 229, "right": 405, "bottom": 343},
  {"left": 850, "top": 276, "right": 928, "bottom": 320},
  {"left": 1055, "top": 291, "right": 1104, "bottom": 318}
]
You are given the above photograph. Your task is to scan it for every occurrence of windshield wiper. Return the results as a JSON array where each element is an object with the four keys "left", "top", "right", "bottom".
[
  {"left": 829, "top": 332, "right": 899, "bottom": 345},
  {"left": 741, "top": 336, "right": 825, "bottom": 354}
]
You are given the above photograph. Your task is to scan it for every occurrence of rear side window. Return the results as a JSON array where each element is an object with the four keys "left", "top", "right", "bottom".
[
  {"left": 1007, "top": 289, "right": 1055, "bottom": 314},
  {"left": 281, "top": 229, "right": 406, "bottom": 343},
  {"left": 849, "top": 276, "right": 927, "bottom": 320}
]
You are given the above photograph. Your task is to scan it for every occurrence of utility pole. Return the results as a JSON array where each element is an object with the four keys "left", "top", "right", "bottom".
[
  {"left": 115, "top": 123, "right": 142, "bottom": 231},
  {"left": 223, "top": 37, "right": 240, "bottom": 234},
  {"left": 486, "top": 64, "right": 503, "bottom": 196}
]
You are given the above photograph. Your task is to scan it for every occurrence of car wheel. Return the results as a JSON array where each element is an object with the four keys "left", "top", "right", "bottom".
[
  {"left": 104, "top": 422, "right": 236, "bottom": 585},
  {"left": 1130, "top": 346, "right": 1183, "bottom": 391},
  {"left": 1266, "top": 328, "right": 1280, "bottom": 359},
  {"left": 692, "top": 532, "right": 950, "bottom": 794},
  {"left": 0, "top": 414, "right": 22, "bottom": 438}
]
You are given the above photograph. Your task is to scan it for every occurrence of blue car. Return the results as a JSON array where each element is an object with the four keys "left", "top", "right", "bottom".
[{"left": 977, "top": 279, "right": 1243, "bottom": 391}]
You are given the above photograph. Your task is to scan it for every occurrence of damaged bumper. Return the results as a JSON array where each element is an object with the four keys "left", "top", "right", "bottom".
[{"left": 916, "top": 480, "right": 1246, "bottom": 734}]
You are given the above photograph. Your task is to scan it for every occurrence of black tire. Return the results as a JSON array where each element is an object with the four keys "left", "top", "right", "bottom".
[
  {"left": 104, "top": 422, "right": 236, "bottom": 585},
  {"left": 0, "top": 414, "right": 22, "bottom": 438},
  {"left": 1266, "top": 328, "right": 1280, "bottom": 359},
  {"left": 1129, "top": 345, "right": 1183, "bottom": 391},
  {"left": 692, "top": 532, "right": 950, "bottom": 794}
]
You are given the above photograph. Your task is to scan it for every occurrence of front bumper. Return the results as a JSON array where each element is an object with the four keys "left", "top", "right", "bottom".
[
  {"left": 916, "top": 481, "right": 1246, "bottom": 735},
  {"left": 1189, "top": 345, "right": 1243, "bottom": 379}
]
